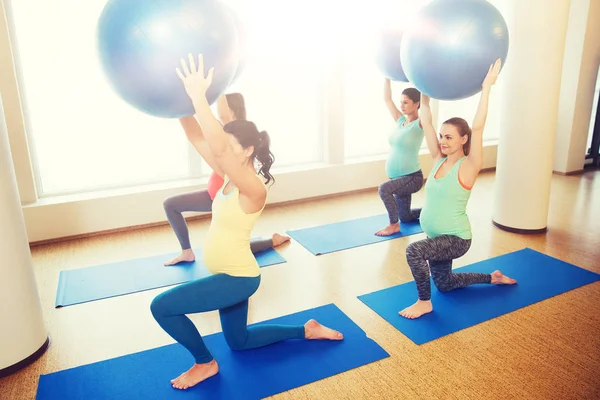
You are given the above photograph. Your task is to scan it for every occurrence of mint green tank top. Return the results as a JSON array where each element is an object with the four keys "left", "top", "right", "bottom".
[
  {"left": 385, "top": 115, "right": 424, "bottom": 179},
  {"left": 419, "top": 157, "right": 472, "bottom": 240}
]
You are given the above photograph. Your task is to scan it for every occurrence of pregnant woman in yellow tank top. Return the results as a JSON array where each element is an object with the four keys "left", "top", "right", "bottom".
[
  {"left": 399, "top": 59, "right": 516, "bottom": 320},
  {"left": 150, "top": 54, "right": 343, "bottom": 390}
]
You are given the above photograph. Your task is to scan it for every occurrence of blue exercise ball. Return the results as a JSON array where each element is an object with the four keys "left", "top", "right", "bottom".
[
  {"left": 375, "top": 28, "right": 410, "bottom": 82},
  {"left": 225, "top": 5, "right": 247, "bottom": 86},
  {"left": 97, "top": 0, "right": 240, "bottom": 118},
  {"left": 400, "top": 0, "right": 509, "bottom": 100}
]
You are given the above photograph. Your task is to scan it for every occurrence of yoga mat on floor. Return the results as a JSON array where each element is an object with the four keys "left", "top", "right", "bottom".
[
  {"left": 55, "top": 247, "right": 285, "bottom": 308},
  {"left": 358, "top": 248, "right": 600, "bottom": 345},
  {"left": 36, "top": 303, "right": 389, "bottom": 400},
  {"left": 286, "top": 214, "right": 423, "bottom": 255}
]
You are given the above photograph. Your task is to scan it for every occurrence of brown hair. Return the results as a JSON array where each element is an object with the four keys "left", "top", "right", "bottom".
[
  {"left": 402, "top": 88, "right": 421, "bottom": 109},
  {"left": 225, "top": 93, "right": 246, "bottom": 121},
  {"left": 443, "top": 117, "right": 472, "bottom": 155},
  {"left": 223, "top": 120, "right": 275, "bottom": 185}
]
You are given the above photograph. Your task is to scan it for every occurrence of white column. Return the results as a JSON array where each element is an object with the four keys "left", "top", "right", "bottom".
[
  {"left": 554, "top": 0, "right": 600, "bottom": 173},
  {"left": 0, "top": 94, "right": 48, "bottom": 376},
  {"left": 0, "top": 0, "right": 38, "bottom": 204},
  {"left": 492, "top": 0, "right": 572, "bottom": 233}
]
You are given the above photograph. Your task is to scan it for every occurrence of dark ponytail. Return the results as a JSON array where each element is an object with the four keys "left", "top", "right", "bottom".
[
  {"left": 223, "top": 120, "right": 276, "bottom": 185},
  {"left": 255, "top": 131, "right": 275, "bottom": 185}
]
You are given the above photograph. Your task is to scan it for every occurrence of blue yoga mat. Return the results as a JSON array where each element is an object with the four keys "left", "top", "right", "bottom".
[
  {"left": 286, "top": 214, "right": 423, "bottom": 255},
  {"left": 358, "top": 248, "right": 599, "bottom": 345},
  {"left": 55, "top": 247, "right": 285, "bottom": 308},
  {"left": 36, "top": 303, "right": 389, "bottom": 400}
]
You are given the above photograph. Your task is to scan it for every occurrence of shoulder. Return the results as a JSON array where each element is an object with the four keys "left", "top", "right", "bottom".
[
  {"left": 250, "top": 174, "right": 268, "bottom": 198},
  {"left": 396, "top": 115, "right": 407, "bottom": 125}
]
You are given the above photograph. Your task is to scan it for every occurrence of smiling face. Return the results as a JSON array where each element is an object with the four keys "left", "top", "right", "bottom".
[{"left": 439, "top": 122, "right": 469, "bottom": 156}]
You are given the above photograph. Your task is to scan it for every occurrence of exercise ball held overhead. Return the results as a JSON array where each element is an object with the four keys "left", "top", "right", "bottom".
[
  {"left": 400, "top": 0, "right": 509, "bottom": 100},
  {"left": 97, "top": 0, "right": 240, "bottom": 118},
  {"left": 225, "top": 4, "right": 247, "bottom": 85},
  {"left": 376, "top": 29, "right": 410, "bottom": 82}
]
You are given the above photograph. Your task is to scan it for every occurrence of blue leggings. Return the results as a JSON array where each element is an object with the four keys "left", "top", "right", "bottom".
[{"left": 150, "top": 274, "right": 305, "bottom": 364}]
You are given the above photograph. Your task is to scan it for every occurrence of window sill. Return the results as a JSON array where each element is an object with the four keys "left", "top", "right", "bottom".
[
  {"left": 22, "top": 141, "right": 499, "bottom": 242},
  {"left": 27, "top": 139, "right": 500, "bottom": 208}
]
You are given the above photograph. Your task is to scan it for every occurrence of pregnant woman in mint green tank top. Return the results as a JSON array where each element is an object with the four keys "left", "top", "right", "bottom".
[
  {"left": 398, "top": 60, "right": 517, "bottom": 320},
  {"left": 375, "top": 79, "right": 425, "bottom": 236}
]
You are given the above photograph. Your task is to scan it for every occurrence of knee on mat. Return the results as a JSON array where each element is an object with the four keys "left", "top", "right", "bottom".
[
  {"left": 398, "top": 211, "right": 412, "bottom": 223},
  {"left": 223, "top": 333, "right": 247, "bottom": 351},
  {"left": 433, "top": 279, "right": 453, "bottom": 292}
]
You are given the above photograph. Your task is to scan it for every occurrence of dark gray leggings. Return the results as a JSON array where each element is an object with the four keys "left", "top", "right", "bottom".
[
  {"left": 406, "top": 235, "right": 491, "bottom": 300},
  {"left": 378, "top": 170, "right": 424, "bottom": 224},
  {"left": 163, "top": 190, "right": 273, "bottom": 253}
]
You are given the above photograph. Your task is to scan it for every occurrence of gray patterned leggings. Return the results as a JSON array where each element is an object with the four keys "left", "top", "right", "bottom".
[
  {"left": 378, "top": 170, "right": 424, "bottom": 224},
  {"left": 406, "top": 235, "right": 491, "bottom": 300}
]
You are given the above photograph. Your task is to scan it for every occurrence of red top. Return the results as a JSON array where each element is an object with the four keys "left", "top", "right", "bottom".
[{"left": 207, "top": 172, "right": 224, "bottom": 200}]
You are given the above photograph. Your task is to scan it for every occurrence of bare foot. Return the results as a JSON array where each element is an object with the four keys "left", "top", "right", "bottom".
[
  {"left": 399, "top": 299, "right": 433, "bottom": 319},
  {"left": 304, "top": 319, "right": 344, "bottom": 340},
  {"left": 375, "top": 223, "right": 400, "bottom": 236},
  {"left": 171, "top": 359, "right": 219, "bottom": 390},
  {"left": 491, "top": 270, "right": 517, "bottom": 285},
  {"left": 164, "top": 249, "right": 195, "bottom": 266},
  {"left": 272, "top": 233, "right": 291, "bottom": 247}
]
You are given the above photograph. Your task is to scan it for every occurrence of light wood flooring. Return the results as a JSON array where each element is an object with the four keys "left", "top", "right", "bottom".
[{"left": 1, "top": 170, "right": 599, "bottom": 399}]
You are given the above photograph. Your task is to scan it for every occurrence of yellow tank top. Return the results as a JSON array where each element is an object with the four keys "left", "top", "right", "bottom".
[{"left": 202, "top": 175, "right": 266, "bottom": 277}]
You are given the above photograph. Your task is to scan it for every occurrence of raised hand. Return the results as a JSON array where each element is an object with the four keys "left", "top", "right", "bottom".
[
  {"left": 482, "top": 59, "right": 502, "bottom": 89},
  {"left": 176, "top": 53, "right": 214, "bottom": 101}
]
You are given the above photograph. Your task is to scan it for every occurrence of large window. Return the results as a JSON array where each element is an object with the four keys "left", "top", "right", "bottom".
[
  {"left": 223, "top": 0, "right": 328, "bottom": 168},
  {"left": 10, "top": 0, "right": 191, "bottom": 196},
  {"left": 9, "top": 0, "right": 327, "bottom": 196},
  {"left": 342, "top": 0, "right": 429, "bottom": 160},
  {"left": 8, "top": 0, "right": 505, "bottom": 198}
]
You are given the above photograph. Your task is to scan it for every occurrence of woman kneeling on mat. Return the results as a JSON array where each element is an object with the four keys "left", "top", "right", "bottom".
[
  {"left": 376, "top": 79, "right": 425, "bottom": 236},
  {"left": 400, "top": 59, "right": 516, "bottom": 320},
  {"left": 151, "top": 54, "right": 343, "bottom": 390},
  {"left": 163, "top": 91, "right": 290, "bottom": 266}
]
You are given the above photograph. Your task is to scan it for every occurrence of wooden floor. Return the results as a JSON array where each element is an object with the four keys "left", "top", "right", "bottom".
[{"left": 1, "top": 170, "right": 599, "bottom": 400}]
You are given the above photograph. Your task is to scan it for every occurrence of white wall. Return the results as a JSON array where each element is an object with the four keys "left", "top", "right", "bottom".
[
  {"left": 554, "top": 0, "right": 600, "bottom": 173},
  {"left": 0, "top": 0, "right": 36, "bottom": 203}
]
